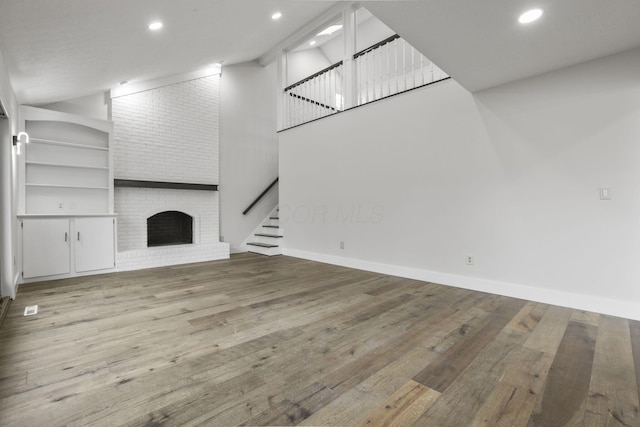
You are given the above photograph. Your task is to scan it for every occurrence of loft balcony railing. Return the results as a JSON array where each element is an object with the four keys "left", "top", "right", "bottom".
[
  {"left": 354, "top": 34, "right": 449, "bottom": 105},
  {"left": 282, "top": 34, "right": 450, "bottom": 130},
  {"left": 284, "top": 61, "right": 344, "bottom": 129}
]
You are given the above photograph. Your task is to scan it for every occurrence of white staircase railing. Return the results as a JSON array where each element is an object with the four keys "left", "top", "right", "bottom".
[
  {"left": 284, "top": 62, "right": 344, "bottom": 129},
  {"left": 354, "top": 34, "right": 448, "bottom": 106}
]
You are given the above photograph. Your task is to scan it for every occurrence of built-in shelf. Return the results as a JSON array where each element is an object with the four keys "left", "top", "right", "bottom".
[
  {"left": 26, "top": 183, "right": 110, "bottom": 190},
  {"left": 30, "top": 137, "right": 108, "bottom": 151},
  {"left": 19, "top": 107, "right": 116, "bottom": 285},
  {"left": 18, "top": 213, "right": 118, "bottom": 218},
  {"left": 26, "top": 161, "right": 109, "bottom": 170},
  {"left": 20, "top": 106, "right": 114, "bottom": 216}
]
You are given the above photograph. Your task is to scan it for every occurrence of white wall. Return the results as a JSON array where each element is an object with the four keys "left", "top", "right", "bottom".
[
  {"left": 0, "top": 47, "right": 19, "bottom": 298},
  {"left": 279, "top": 47, "right": 640, "bottom": 320},
  {"left": 112, "top": 76, "right": 219, "bottom": 184},
  {"left": 220, "top": 61, "right": 278, "bottom": 252},
  {"left": 287, "top": 49, "right": 332, "bottom": 86},
  {"left": 354, "top": 11, "right": 394, "bottom": 53},
  {"left": 41, "top": 92, "right": 109, "bottom": 121},
  {"left": 0, "top": 48, "right": 18, "bottom": 125}
]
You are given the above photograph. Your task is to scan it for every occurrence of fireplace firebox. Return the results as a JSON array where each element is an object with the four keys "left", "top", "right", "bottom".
[{"left": 147, "top": 211, "right": 193, "bottom": 247}]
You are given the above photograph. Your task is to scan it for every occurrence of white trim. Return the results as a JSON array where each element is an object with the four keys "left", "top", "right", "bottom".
[
  {"left": 282, "top": 248, "right": 640, "bottom": 321},
  {"left": 110, "top": 66, "right": 222, "bottom": 99},
  {"left": 18, "top": 214, "right": 117, "bottom": 218},
  {"left": 20, "top": 105, "right": 113, "bottom": 133}
]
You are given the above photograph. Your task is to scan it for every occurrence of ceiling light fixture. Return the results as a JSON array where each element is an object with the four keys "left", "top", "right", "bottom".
[
  {"left": 309, "top": 40, "right": 317, "bottom": 46},
  {"left": 271, "top": 12, "right": 282, "bottom": 20},
  {"left": 317, "top": 25, "right": 343, "bottom": 36},
  {"left": 148, "top": 21, "right": 163, "bottom": 31},
  {"left": 518, "top": 8, "right": 543, "bottom": 24}
]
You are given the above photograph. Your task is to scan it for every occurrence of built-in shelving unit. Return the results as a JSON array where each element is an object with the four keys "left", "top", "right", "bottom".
[
  {"left": 18, "top": 106, "right": 117, "bottom": 282},
  {"left": 20, "top": 106, "right": 113, "bottom": 215}
]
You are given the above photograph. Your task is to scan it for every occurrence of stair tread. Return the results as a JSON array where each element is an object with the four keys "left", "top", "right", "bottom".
[
  {"left": 247, "top": 242, "right": 279, "bottom": 248},
  {"left": 255, "top": 233, "right": 283, "bottom": 238}
]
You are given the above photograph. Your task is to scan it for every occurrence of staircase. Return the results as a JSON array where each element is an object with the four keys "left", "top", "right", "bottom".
[{"left": 247, "top": 207, "right": 282, "bottom": 256}]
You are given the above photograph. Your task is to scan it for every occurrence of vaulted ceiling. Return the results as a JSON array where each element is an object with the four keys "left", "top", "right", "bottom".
[
  {"left": 363, "top": 0, "right": 640, "bottom": 92},
  {"left": 1, "top": 0, "right": 640, "bottom": 106},
  {"left": 0, "top": 0, "right": 338, "bottom": 105}
]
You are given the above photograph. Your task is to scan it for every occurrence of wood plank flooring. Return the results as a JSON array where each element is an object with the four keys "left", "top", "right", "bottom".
[{"left": 0, "top": 253, "right": 639, "bottom": 426}]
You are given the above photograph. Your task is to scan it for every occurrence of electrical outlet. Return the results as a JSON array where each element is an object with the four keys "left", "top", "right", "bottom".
[
  {"left": 340, "top": 241, "right": 345, "bottom": 250},
  {"left": 58, "top": 202, "right": 63, "bottom": 209},
  {"left": 466, "top": 255, "right": 474, "bottom": 266}
]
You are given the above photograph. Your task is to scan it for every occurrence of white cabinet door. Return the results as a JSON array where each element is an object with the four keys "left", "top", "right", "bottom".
[
  {"left": 23, "top": 219, "right": 70, "bottom": 278},
  {"left": 75, "top": 217, "right": 115, "bottom": 273}
]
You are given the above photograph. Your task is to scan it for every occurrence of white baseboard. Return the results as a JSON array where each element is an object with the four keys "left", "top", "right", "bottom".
[{"left": 282, "top": 248, "right": 640, "bottom": 322}]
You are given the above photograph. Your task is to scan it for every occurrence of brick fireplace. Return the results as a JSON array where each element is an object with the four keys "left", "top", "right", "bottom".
[{"left": 111, "top": 72, "right": 229, "bottom": 271}]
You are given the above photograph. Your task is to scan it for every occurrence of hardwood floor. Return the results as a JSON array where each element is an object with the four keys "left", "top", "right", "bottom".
[{"left": 0, "top": 253, "right": 639, "bottom": 426}]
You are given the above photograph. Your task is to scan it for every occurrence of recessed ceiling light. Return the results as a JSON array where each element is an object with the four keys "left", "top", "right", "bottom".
[
  {"left": 148, "top": 21, "right": 163, "bottom": 31},
  {"left": 271, "top": 12, "right": 282, "bottom": 20},
  {"left": 309, "top": 40, "right": 317, "bottom": 46},
  {"left": 317, "top": 25, "right": 343, "bottom": 36},
  {"left": 518, "top": 8, "right": 543, "bottom": 24}
]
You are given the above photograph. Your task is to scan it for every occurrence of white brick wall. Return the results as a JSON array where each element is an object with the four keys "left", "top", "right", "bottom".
[
  {"left": 112, "top": 75, "right": 219, "bottom": 183},
  {"left": 111, "top": 74, "right": 228, "bottom": 270},
  {"left": 116, "top": 243, "right": 230, "bottom": 272},
  {"left": 115, "top": 188, "right": 219, "bottom": 251}
]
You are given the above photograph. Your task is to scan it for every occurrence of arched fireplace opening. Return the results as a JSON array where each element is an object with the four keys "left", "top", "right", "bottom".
[{"left": 147, "top": 211, "right": 193, "bottom": 247}]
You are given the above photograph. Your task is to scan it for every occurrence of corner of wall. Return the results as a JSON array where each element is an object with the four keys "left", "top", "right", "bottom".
[{"left": 219, "top": 61, "right": 279, "bottom": 251}]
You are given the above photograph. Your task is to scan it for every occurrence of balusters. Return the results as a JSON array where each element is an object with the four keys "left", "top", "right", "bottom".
[
  {"left": 411, "top": 46, "right": 416, "bottom": 89},
  {"left": 394, "top": 38, "right": 399, "bottom": 95},
  {"left": 430, "top": 60, "right": 434, "bottom": 84},
  {"left": 330, "top": 68, "right": 334, "bottom": 110},
  {"left": 387, "top": 43, "right": 391, "bottom": 95},
  {"left": 288, "top": 91, "right": 292, "bottom": 128},
  {"left": 314, "top": 77, "right": 319, "bottom": 120},
  {"left": 375, "top": 49, "right": 380, "bottom": 100},
  {"left": 357, "top": 56, "right": 362, "bottom": 105},
  {"left": 364, "top": 52, "right": 369, "bottom": 104},
  {"left": 402, "top": 39, "right": 407, "bottom": 92},
  {"left": 282, "top": 35, "right": 449, "bottom": 129},
  {"left": 320, "top": 72, "right": 324, "bottom": 118},
  {"left": 376, "top": 51, "right": 379, "bottom": 99},
  {"left": 334, "top": 67, "right": 338, "bottom": 110},
  {"left": 378, "top": 48, "right": 382, "bottom": 99},
  {"left": 304, "top": 81, "right": 309, "bottom": 123},
  {"left": 373, "top": 51, "right": 377, "bottom": 100}
]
